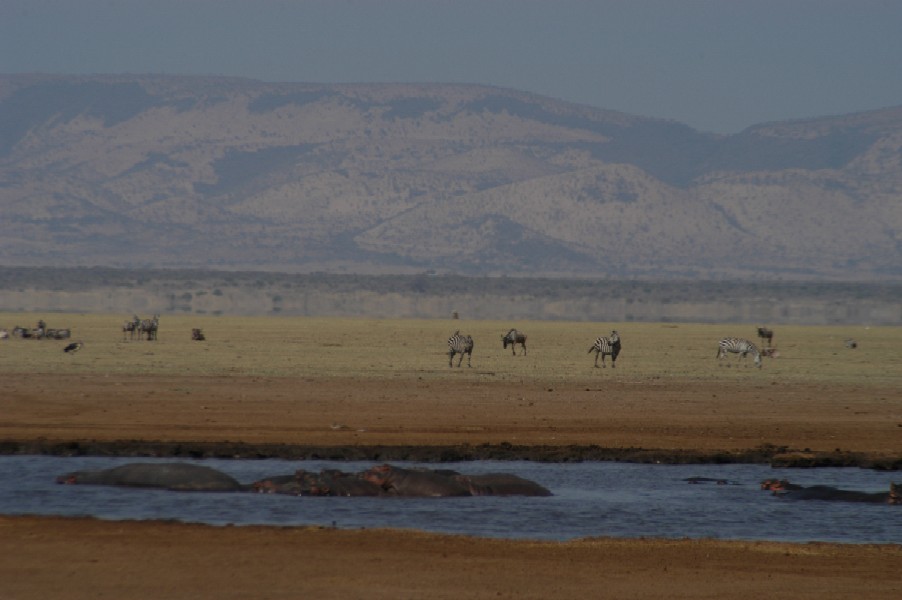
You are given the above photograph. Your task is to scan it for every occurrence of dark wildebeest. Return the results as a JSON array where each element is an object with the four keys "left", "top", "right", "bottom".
[
  {"left": 501, "top": 329, "right": 527, "bottom": 356},
  {"left": 757, "top": 327, "right": 774, "bottom": 347}
]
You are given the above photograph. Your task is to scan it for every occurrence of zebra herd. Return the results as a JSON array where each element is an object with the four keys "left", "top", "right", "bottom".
[
  {"left": 122, "top": 314, "right": 160, "bottom": 341},
  {"left": 448, "top": 328, "right": 768, "bottom": 370},
  {"left": 1, "top": 320, "right": 71, "bottom": 341}
]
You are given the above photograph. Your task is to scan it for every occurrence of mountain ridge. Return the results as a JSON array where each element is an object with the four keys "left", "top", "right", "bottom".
[{"left": 1, "top": 74, "right": 900, "bottom": 280}]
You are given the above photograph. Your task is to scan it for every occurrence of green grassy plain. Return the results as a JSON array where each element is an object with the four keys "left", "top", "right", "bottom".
[{"left": 2, "top": 312, "right": 899, "bottom": 387}]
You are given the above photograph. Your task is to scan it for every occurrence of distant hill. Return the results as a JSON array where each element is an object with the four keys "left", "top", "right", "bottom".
[{"left": 1, "top": 74, "right": 900, "bottom": 280}]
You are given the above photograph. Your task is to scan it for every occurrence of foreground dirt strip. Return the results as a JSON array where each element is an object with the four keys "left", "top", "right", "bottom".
[{"left": 2, "top": 516, "right": 900, "bottom": 600}]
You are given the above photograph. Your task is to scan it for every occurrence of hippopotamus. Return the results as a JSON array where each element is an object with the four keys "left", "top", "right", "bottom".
[
  {"left": 454, "top": 473, "right": 553, "bottom": 496},
  {"left": 252, "top": 474, "right": 305, "bottom": 495},
  {"left": 57, "top": 462, "right": 244, "bottom": 492},
  {"left": 684, "top": 476, "right": 740, "bottom": 485},
  {"left": 761, "top": 479, "right": 900, "bottom": 504},
  {"left": 362, "top": 464, "right": 472, "bottom": 497},
  {"left": 252, "top": 470, "right": 383, "bottom": 497}
]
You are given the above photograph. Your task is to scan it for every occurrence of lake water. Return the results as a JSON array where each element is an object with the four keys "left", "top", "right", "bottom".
[{"left": 1, "top": 456, "right": 899, "bottom": 543}]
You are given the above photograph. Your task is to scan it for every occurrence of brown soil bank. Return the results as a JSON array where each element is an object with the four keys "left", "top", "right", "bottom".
[
  {"left": 3, "top": 515, "right": 900, "bottom": 600},
  {"left": 3, "top": 374, "right": 901, "bottom": 467}
]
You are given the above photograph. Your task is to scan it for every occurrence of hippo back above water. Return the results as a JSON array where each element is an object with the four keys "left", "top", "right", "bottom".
[
  {"left": 761, "top": 479, "right": 900, "bottom": 504},
  {"left": 57, "top": 462, "right": 244, "bottom": 492},
  {"left": 455, "top": 473, "right": 553, "bottom": 497},
  {"left": 363, "top": 465, "right": 472, "bottom": 497}
]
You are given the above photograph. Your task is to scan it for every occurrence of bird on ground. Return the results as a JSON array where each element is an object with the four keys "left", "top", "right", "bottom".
[{"left": 63, "top": 341, "right": 84, "bottom": 353}]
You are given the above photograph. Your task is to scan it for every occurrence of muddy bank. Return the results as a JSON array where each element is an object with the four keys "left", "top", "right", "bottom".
[{"left": 3, "top": 440, "right": 900, "bottom": 470}]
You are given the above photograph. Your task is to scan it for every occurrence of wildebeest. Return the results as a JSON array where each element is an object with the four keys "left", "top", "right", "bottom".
[
  {"left": 757, "top": 327, "right": 774, "bottom": 346},
  {"left": 501, "top": 329, "right": 527, "bottom": 356}
]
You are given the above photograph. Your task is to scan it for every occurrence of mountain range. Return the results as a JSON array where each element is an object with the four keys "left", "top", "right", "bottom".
[{"left": 1, "top": 74, "right": 900, "bottom": 280}]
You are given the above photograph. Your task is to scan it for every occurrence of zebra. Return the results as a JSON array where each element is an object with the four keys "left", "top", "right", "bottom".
[
  {"left": 448, "top": 330, "right": 474, "bottom": 368},
  {"left": 46, "top": 328, "right": 71, "bottom": 340},
  {"left": 139, "top": 315, "right": 159, "bottom": 341},
  {"left": 716, "top": 337, "right": 762, "bottom": 368},
  {"left": 501, "top": 329, "right": 527, "bottom": 356},
  {"left": 123, "top": 315, "right": 141, "bottom": 341},
  {"left": 588, "top": 330, "right": 621, "bottom": 368}
]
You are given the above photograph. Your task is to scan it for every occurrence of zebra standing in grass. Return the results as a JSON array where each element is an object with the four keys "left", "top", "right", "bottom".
[
  {"left": 588, "top": 330, "right": 621, "bottom": 368},
  {"left": 448, "top": 330, "right": 474, "bottom": 368},
  {"left": 123, "top": 315, "right": 141, "bottom": 341},
  {"left": 502, "top": 328, "right": 527, "bottom": 356},
  {"left": 716, "top": 337, "right": 762, "bottom": 368},
  {"left": 140, "top": 314, "right": 159, "bottom": 341}
]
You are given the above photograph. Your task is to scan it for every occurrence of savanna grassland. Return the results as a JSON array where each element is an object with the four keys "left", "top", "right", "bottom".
[
  {"left": 2, "top": 312, "right": 901, "bottom": 455},
  {"left": 2, "top": 312, "right": 901, "bottom": 600}
]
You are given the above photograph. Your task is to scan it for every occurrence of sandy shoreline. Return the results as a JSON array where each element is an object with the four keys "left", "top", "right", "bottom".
[{"left": 2, "top": 515, "right": 901, "bottom": 600}]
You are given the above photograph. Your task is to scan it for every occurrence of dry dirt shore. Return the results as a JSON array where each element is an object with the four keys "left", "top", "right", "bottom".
[
  {"left": 3, "top": 372, "right": 902, "bottom": 598},
  {"left": 2, "top": 515, "right": 900, "bottom": 600},
  {"left": 3, "top": 374, "right": 901, "bottom": 466}
]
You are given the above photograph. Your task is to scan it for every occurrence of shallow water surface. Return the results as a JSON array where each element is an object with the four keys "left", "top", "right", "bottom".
[{"left": 1, "top": 456, "right": 899, "bottom": 543}]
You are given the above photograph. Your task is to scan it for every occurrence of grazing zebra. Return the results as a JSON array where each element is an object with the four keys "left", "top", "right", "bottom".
[
  {"left": 757, "top": 327, "right": 774, "bottom": 347},
  {"left": 448, "top": 330, "right": 474, "bottom": 368},
  {"left": 501, "top": 329, "right": 527, "bottom": 356},
  {"left": 716, "top": 337, "right": 762, "bottom": 368},
  {"left": 588, "top": 330, "right": 621, "bottom": 368}
]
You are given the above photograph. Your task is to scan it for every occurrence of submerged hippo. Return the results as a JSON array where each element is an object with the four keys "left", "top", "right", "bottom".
[
  {"left": 57, "top": 462, "right": 244, "bottom": 492},
  {"left": 683, "top": 476, "right": 740, "bottom": 486},
  {"left": 761, "top": 479, "right": 900, "bottom": 504},
  {"left": 454, "top": 473, "right": 553, "bottom": 496}
]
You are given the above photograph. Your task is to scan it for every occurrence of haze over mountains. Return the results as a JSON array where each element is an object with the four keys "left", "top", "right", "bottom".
[{"left": 1, "top": 74, "right": 900, "bottom": 281}]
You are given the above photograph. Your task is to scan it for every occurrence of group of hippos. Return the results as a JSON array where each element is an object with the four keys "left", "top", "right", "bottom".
[
  {"left": 759, "top": 478, "right": 900, "bottom": 504},
  {"left": 688, "top": 476, "right": 900, "bottom": 504},
  {"left": 56, "top": 462, "right": 553, "bottom": 498},
  {"left": 56, "top": 462, "right": 899, "bottom": 505}
]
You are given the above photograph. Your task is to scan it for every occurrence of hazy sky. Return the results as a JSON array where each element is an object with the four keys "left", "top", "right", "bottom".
[{"left": 2, "top": 0, "right": 901, "bottom": 133}]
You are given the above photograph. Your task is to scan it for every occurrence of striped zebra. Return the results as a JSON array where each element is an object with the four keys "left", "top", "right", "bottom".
[
  {"left": 588, "top": 330, "right": 621, "bottom": 368},
  {"left": 139, "top": 314, "right": 159, "bottom": 341},
  {"left": 716, "top": 337, "right": 762, "bottom": 368},
  {"left": 122, "top": 315, "right": 141, "bottom": 341},
  {"left": 448, "top": 330, "right": 474, "bottom": 368},
  {"left": 501, "top": 329, "right": 527, "bottom": 356}
]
